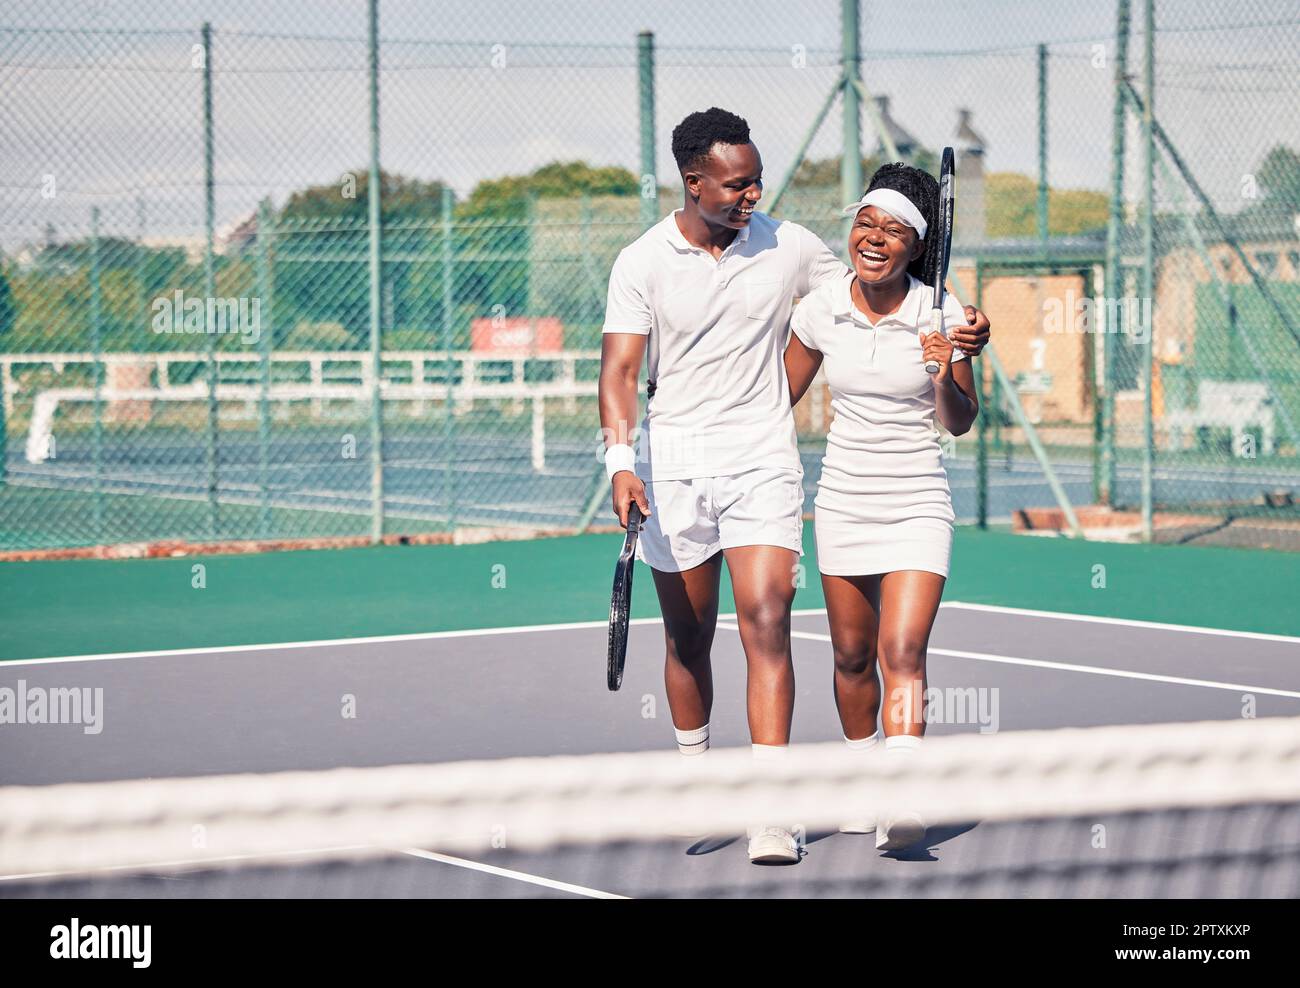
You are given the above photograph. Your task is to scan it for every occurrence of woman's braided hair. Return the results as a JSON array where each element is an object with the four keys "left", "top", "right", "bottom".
[{"left": 865, "top": 162, "right": 940, "bottom": 285}]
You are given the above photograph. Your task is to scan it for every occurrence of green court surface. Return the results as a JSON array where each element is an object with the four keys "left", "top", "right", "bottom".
[{"left": 1, "top": 527, "right": 1296, "bottom": 661}]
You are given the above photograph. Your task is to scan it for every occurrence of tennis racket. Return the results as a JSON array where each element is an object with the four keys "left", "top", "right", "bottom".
[
  {"left": 925, "top": 146, "right": 957, "bottom": 375},
  {"left": 607, "top": 503, "right": 643, "bottom": 691}
]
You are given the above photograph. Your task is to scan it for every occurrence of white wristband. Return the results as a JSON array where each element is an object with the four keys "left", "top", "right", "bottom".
[{"left": 604, "top": 443, "right": 637, "bottom": 481}]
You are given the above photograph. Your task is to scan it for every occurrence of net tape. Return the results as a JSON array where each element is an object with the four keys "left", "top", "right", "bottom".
[{"left": 2, "top": 715, "right": 1298, "bottom": 882}]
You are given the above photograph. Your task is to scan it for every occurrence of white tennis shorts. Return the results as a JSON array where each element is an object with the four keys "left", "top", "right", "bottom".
[{"left": 635, "top": 467, "right": 805, "bottom": 573}]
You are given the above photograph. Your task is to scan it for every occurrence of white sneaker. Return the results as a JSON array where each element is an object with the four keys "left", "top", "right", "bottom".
[
  {"left": 875, "top": 811, "right": 926, "bottom": 851},
  {"left": 747, "top": 826, "right": 800, "bottom": 864},
  {"left": 839, "top": 820, "right": 877, "bottom": 835}
]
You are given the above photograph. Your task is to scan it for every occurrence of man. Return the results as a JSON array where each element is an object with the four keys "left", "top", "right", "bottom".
[{"left": 598, "top": 107, "right": 989, "bottom": 864}]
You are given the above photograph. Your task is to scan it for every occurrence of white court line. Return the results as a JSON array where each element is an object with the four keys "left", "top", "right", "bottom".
[
  {"left": 0, "top": 610, "right": 826, "bottom": 668},
  {"left": 0, "top": 842, "right": 624, "bottom": 899},
  {"left": 0, "top": 844, "right": 374, "bottom": 884},
  {"left": 939, "top": 601, "right": 1300, "bottom": 645},
  {"left": 718, "top": 624, "right": 1300, "bottom": 700},
  {"left": 796, "top": 602, "right": 1300, "bottom": 645},
  {"left": 0, "top": 617, "right": 664, "bottom": 667},
  {"left": 399, "top": 848, "right": 626, "bottom": 899},
  {"left": 2, "top": 600, "right": 1291, "bottom": 667}
]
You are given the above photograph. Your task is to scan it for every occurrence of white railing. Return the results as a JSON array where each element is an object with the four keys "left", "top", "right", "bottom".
[
  {"left": 0, "top": 350, "right": 603, "bottom": 417},
  {"left": 23, "top": 381, "right": 599, "bottom": 472}
]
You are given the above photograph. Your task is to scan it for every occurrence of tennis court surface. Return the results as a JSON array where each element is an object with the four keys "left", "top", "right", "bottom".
[{"left": 3, "top": 547, "right": 1298, "bottom": 899}]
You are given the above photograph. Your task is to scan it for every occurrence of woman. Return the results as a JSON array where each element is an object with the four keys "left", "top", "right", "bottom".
[{"left": 784, "top": 162, "right": 981, "bottom": 851}]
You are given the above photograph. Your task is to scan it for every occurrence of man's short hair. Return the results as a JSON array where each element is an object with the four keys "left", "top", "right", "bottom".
[{"left": 671, "top": 107, "right": 751, "bottom": 172}]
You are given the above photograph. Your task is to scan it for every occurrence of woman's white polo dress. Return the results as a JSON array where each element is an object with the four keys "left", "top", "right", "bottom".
[{"left": 790, "top": 272, "right": 968, "bottom": 578}]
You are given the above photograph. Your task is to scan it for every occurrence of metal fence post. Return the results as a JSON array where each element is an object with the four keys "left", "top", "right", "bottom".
[
  {"left": 638, "top": 30, "right": 657, "bottom": 230},
  {"left": 90, "top": 206, "right": 105, "bottom": 541},
  {"left": 366, "top": 0, "right": 385, "bottom": 544},
  {"left": 1037, "top": 43, "right": 1049, "bottom": 258},
  {"left": 255, "top": 199, "right": 274, "bottom": 538},
  {"left": 1102, "top": 0, "right": 1131, "bottom": 509},
  {"left": 202, "top": 21, "right": 220, "bottom": 539},
  {"left": 1140, "top": 0, "right": 1156, "bottom": 542},
  {"left": 441, "top": 184, "right": 457, "bottom": 532},
  {"left": 840, "top": 0, "right": 862, "bottom": 251}
]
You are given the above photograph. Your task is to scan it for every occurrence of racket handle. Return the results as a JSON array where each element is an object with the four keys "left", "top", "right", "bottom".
[{"left": 924, "top": 308, "right": 942, "bottom": 375}]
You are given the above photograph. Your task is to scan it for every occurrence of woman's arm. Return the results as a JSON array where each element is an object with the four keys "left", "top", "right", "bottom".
[
  {"left": 784, "top": 331, "right": 824, "bottom": 406},
  {"left": 936, "top": 358, "right": 979, "bottom": 436},
  {"left": 920, "top": 332, "right": 980, "bottom": 436}
]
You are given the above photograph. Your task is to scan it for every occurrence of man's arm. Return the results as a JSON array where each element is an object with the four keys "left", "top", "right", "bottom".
[
  {"left": 796, "top": 224, "right": 850, "bottom": 295},
  {"left": 598, "top": 334, "right": 651, "bottom": 527},
  {"left": 784, "top": 330, "right": 823, "bottom": 407},
  {"left": 598, "top": 249, "right": 654, "bottom": 527},
  {"left": 951, "top": 305, "right": 991, "bottom": 357}
]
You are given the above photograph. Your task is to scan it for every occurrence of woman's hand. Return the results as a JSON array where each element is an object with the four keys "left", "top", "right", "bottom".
[
  {"left": 950, "top": 305, "right": 991, "bottom": 357},
  {"left": 920, "top": 331, "right": 956, "bottom": 383}
]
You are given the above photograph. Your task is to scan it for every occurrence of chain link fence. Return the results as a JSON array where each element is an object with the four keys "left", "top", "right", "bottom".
[{"left": 1, "top": 1, "right": 1297, "bottom": 553}]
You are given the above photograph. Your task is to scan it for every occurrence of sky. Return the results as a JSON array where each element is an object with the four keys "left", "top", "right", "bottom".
[{"left": 2, "top": 0, "right": 1297, "bottom": 248}]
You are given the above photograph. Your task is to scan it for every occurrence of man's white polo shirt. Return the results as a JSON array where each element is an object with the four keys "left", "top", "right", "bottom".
[{"left": 602, "top": 209, "right": 845, "bottom": 481}]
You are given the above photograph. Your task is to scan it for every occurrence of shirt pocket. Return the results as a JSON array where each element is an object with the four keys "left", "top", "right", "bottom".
[{"left": 745, "top": 276, "right": 785, "bottom": 320}]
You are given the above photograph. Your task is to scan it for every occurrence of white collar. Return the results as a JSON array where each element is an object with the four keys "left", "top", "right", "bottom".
[
  {"left": 664, "top": 208, "right": 752, "bottom": 253},
  {"left": 833, "top": 273, "right": 926, "bottom": 327}
]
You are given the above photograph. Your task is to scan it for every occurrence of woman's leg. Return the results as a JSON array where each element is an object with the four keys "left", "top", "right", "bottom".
[
  {"left": 876, "top": 570, "right": 947, "bottom": 738},
  {"left": 821, "top": 573, "right": 883, "bottom": 741},
  {"left": 869, "top": 570, "right": 946, "bottom": 849}
]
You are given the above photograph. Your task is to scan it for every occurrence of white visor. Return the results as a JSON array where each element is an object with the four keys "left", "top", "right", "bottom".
[{"left": 841, "top": 188, "right": 927, "bottom": 240}]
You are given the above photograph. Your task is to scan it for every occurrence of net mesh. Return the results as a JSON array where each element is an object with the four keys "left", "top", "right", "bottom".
[{"left": 3, "top": 715, "right": 1299, "bottom": 899}]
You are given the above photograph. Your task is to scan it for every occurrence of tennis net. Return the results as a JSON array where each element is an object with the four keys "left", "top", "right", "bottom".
[{"left": 3, "top": 715, "right": 1299, "bottom": 899}]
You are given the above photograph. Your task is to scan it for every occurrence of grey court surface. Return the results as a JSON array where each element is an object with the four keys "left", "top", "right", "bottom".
[{"left": 2, "top": 604, "right": 1299, "bottom": 898}]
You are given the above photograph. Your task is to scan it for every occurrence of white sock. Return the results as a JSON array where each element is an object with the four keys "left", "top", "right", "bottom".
[
  {"left": 749, "top": 744, "right": 789, "bottom": 838},
  {"left": 884, "top": 734, "right": 922, "bottom": 755},
  {"left": 844, "top": 730, "right": 880, "bottom": 751},
  {"left": 751, "top": 742, "right": 789, "bottom": 762},
  {"left": 675, "top": 723, "right": 709, "bottom": 756},
  {"left": 882, "top": 735, "right": 924, "bottom": 831}
]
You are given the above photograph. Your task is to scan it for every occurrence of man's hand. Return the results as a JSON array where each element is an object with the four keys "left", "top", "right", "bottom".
[
  {"left": 951, "top": 305, "right": 991, "bottom": 357},
  {"left": 611, "top": 471, "right": 651, "bottom": 528}
]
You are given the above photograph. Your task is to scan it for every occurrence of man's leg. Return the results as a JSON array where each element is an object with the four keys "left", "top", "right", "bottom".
[
  {"left": 721, "top": 544, "right": 799, "bottom": 745},
  {"left": 651, "top": 553, "right": 724, "bottom": 735}
]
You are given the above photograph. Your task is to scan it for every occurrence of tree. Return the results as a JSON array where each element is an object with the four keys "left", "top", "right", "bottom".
[
  {"left": 269, "top": 162, "right": 639, "bottom": 350},
  {"left": 461, "top": 161, "right": 638, "bottom": 218},
  {"left": 279, "top": 170, "right": 450, "bottom": 224},
  {"left": 273, "top": 171, "right": 453, "bottom": 347},
  {"left": 984, "top": 173, "right": 1108, "bottom": 239},
  {"left": 1246, "top": 145, "right": 1300, "bottom": 223},
  {"left": 453, "top": 162, "right": 639, "bottom": 342}
]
